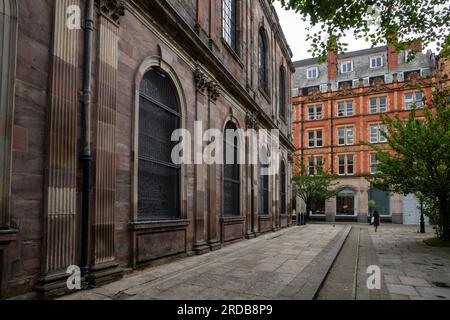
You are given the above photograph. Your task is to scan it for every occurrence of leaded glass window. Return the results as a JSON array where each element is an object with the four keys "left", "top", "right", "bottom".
[
  {"left": 222, "top": 0, "right": 238, "bottom": 52},
  {"left": 224, "top": 122, "right": 240, "bottom": 216},
  {"left": 138, "top": 68, "right": 181, "bottom": 220}
]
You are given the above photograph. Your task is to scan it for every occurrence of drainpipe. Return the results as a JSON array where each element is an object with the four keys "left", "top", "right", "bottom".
[{"left": 80, "top": 0, "right": 94, "bottom": 276}]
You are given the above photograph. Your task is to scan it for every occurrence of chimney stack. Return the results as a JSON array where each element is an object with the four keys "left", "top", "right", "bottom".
[
  {"left": 387, "top": 44, "right": 398, "bottom": 73},
  {"left": 327, "top": 48, "right": 338, "bottom": 81}
]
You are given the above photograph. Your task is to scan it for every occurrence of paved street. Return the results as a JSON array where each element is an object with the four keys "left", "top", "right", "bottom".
[
  {"left": 61, "top": 224, "right": 348, "bottom": 300},
  {"left": 370, "top": 224, "right": 450, "bottom": 300},
  {"left": 59, "top": 223, "right": 450, "bottom": 301}
]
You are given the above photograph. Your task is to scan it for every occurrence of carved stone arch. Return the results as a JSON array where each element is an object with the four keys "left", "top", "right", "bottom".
[{"left": 0, "top": 0, "right": 18, "bottom": 229}]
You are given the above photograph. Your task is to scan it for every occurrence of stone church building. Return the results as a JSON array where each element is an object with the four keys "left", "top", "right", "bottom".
[{"left": 0, "top": 0, "right": 295, "bottom": 297}]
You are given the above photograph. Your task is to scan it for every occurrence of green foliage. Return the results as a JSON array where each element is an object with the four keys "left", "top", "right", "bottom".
[
  {"left": 274, "top": 0, "right": 450, "bottom": 60},
  {"left": 292, "top": 159, "right": 343, "bottom": 213},
  {"left": 423, "top": 237, "right": 450, "bottom": 247},
  {"left": 368, "top": 87, "right": 450, "bottom": 239},
  {"left": 416, "top": 192, "right": 442, "bottom": 237},
  {"left": 368, "top": 200, "right": 376, "bottom": 208}
]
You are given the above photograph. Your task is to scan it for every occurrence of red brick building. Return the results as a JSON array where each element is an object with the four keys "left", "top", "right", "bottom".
[
  {"left": 292, "top": 45, "right": 446, "bottom": 224},
  {"left": 0, "top": 0, "right": 295, "bottom": 298}
]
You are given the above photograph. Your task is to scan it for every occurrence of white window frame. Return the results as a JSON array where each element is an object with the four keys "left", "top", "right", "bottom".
[
  {"left": 369, "top": 96, "right": 388, "bottom": 114},
  {"left": 404, "top": 92, "right": 424, "bottom": 109},
  {"left": 308, "top": 156, "right": 323, "bottom": 176},
  {"left": 370, "top": 153, "right": 378, "bottom": 174},
  {"left": 307, "top": 67, "right": 319, "bottom": 80},
  {"left": 307, "top": 129, "right": 323, "bottom": 148},
  {"left": 341, "top": 61, "right": 353, "bottom": 73},
  {"left": 338, "top": 154, "right": 355, "bottom": 176},
  {"left": 337, "top": 100, "right": 354, "bottom": 117},
  {"left": 370, "top": 124, "right": 388, "bottom": 144},
  {"left": 337, "top": 126, "right": 355, "bottom": 146},
  {"left": 370, "top": 55, "right": 383, "bottom": 69},
  {"left": 307, "top": 104, "right": 323, "bottom": 120}
]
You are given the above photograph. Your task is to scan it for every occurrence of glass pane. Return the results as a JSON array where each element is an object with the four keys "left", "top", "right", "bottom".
[
  {"left": 369, "top": 189, "right": 391, "bottom": 216},
  {"left": 370, "top": 98, "right": 378, "bottom": 113},
  {"left": 338, "top": 128, "right": 345, "bottom": 145},
  {"left": 138, "top": 69, "right": 181, "bottom": 221},
  {"left": 223, "top": 122, "right": 240, "bottom": 217},
  {"left": 308, "top": 107, "right": 315, "bottom": 120},
  {"left": 347, "top": 101, "right": 354, "bottom": 116},
  {"left": 140, "top": 70, "right": 179, "bottom": 112},
  {"left": 138, "top": 160, "right": 180, "bottom": 220},
  {"left": 380, "top": 96, "right": 387, "bottom": 112},
  {"left": 316, "top": 106, "right": 323, "bottom": 119},
  {"left": 139, "top": 97, "right": 179, "bottom": 164},
  {"left": 338, "top": 103, "right": 345, "bottom": 117},
  {"left": 347, "top": 128, "right": 354, "bottom": 145},
  {"left": 370, "top": 126, "right": 378, "bottom": 143},
  {"left": 347, "top": 155, "right": 354, "bottom": 174},
  {"left": 337, "top": 193, "right": 355, "bottom": 215}
]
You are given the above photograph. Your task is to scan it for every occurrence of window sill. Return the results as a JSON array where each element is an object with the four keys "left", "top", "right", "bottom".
[
  {"left": 258, "top": 87, "right": 271, "bottom": 103},
  {"left": 221, "top": 38, "right": 244, "bottom": 69},
  {"left": 221, "top": 216, "right": 245, "bottom": 224},
  {"left": 129, "top": 219, "right": 190, "bottom": 231}
]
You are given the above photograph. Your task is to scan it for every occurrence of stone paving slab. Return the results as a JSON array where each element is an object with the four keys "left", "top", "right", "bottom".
[
  {"left": 60, "top": 225, "right": 346, "bottom": 300},
  {"left": 370, "top": 224, "right": 450, "bottom": 300}
]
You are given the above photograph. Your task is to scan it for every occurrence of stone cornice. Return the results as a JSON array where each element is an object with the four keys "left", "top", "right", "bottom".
[
  {"left": 129, "top": 0, "right": 295, "bottom": 151},
  {"left": 97, "top": 0, "right": 126, "bottom": 24},
  {"left": 258, "top": 0, "right": 294, "bottom": 69}
]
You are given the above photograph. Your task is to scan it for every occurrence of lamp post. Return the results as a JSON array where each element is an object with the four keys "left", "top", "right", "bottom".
[{"left": 420, "top": 200, "right": 426, "bottom": 234}]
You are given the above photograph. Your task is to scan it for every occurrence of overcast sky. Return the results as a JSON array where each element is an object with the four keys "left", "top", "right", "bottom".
[
  {"left": 273, "top": 2, "right": 375, "bottom": 62},
  {"left": 274, "top": 3, "right": 441, "bottom": 62}
]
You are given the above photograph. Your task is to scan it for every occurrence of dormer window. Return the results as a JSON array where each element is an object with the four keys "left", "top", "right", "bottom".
[
  {"left": 370, "top": 56, "right": 383, "bottom": 69},
  {"left": 307, "top": 67, "right": 319, "bottom": 79},
  {"left": 341, "top": 61, "right": 353, "bottom": 73}
]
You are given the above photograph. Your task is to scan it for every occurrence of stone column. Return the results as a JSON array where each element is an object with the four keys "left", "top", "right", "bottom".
[
  {"left": 206, "top": 81, "right": 221, "bottom": 250},
  {"left": 37, "top": 0, "right": 81, "bottom": 293},
  {"left": 192, "top": 68, "right": 209, "bottom": 254},
  {"left": 88, "top": 0, "right": 125, "bottom": 285},
  {"left": 0, "top": 0, "right": 17, "bottom": 230}
]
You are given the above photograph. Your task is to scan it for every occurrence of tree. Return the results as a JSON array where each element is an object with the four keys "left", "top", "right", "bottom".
[
  {"left": 274, "top": 0, "right": 450, "bottom": 61},
  {"left": 292, "top": 160, "right": 342, "bottom": 219},
  {"left": 369, "top": 87, "right": 450, "bottom": 240}
]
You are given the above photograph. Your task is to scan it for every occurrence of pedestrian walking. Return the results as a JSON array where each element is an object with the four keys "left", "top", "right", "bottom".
[{"left": 373, "top": 210, "right": 380, "bottom": 232}]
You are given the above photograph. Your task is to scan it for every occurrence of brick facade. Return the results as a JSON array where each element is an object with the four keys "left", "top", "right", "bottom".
[{"left": 292, "top": 46, "right": 449, "bottom": 224}]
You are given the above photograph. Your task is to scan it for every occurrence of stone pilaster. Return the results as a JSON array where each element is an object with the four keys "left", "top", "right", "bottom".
[
  {"left": 192, "top": 68, "right": 209, "bottom": 254},
  {"left": 88, "top": 0, "right": 125, "bottom": 285},
  {"left": 245, "top": 113, "right": 257, "bottom": 238},
  {"left": 206, "top": 79, "right": 221, "bottom": 250},
  {"left": 0, "top": 0, "right": 17, "bottom": 230},
  {"left": 36, "top": 0, "right": 81, "bottom": 294}
]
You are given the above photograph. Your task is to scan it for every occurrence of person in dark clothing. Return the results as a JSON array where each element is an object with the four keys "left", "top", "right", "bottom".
[{"left": 373, "top": 210, "right": 380, "bottom": 232}]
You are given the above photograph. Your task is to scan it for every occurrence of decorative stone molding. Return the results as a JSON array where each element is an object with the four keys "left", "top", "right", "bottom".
[
  {"left": 207, "top": 81, "right": 220, "bottom": 102},
  {"left": 407, "top": 71, "right": 421, "bottom": 83},
  {"left": 97, "top": 0, "right": 125, "bottom": 24},
  {"left": 194, "top": 68, "right": 208, "bottom": 92},
  {"left": 195, "top": 68, "right": 220, "bottom": 101},
  {"left": 245, "top": 113, "right": 257, "bottom": 130}
]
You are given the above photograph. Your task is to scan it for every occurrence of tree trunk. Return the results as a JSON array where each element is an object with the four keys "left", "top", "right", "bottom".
[
  {"left": 439, "top": 197, "right": 449, "bottom": 241},
  {"left": 306, "top": 201, "right": 311, "bottom": 221}
]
